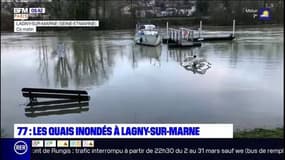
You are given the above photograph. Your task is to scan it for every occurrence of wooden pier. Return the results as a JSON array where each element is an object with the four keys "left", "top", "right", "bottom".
[{"left": 163, "top": 20, "right": 236, "bottom": 45}]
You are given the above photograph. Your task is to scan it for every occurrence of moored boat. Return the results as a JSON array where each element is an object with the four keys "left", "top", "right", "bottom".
[{"left": 134, "top": 24, "right": 161, "bottom": 46}]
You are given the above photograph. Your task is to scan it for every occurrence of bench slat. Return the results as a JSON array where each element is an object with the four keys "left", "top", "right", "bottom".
[
  {"left": 25, "top": 102, "right": 89, "bottom": 112},
  {"left": 22, "top": 88, "right": 88, "bottom": 94},
  {"left": 25, "top": 108, "right": 89, "bottom": 117},
  {"left": 27, "top": 99, "right": 86, "bottom": 106},
  {"left": 22, "top": 93, "right": 90, "bottom": 101}
]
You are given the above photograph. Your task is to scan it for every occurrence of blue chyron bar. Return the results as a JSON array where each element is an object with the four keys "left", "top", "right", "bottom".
[{"left": 2, "top": 139, "right": 283, "bottom": 160}]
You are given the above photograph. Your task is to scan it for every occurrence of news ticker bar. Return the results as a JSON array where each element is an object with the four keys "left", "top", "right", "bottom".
[
  {"left": 14, "top": 124, "right": 233, "bottom": 138},
  {"left": 14, "top": 20, "right": 99, "bottom": 32},
  {"left": 1, "top": 138, "right": 283, "bottom": 160}
]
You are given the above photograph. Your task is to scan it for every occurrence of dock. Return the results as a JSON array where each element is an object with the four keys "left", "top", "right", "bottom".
[
  {"left": 163, "top": 20, "right": 236, "bottom": 45},
  {"left": 167, "top": 39, "right": 202, "bottom": 48},
  {"left": 164, "top": 27, "right": 202, "bottom": 48},
  {"left": 193, "top": 34, "right": 235, "bottom": 42}
]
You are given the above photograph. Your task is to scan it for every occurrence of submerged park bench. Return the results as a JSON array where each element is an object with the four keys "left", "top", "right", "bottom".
[
  {"left": 22, "top": 88, "right": 90, "bottom": 102},
  {"left": 24, "top": 99, "right": 90, "bottom": 118}
]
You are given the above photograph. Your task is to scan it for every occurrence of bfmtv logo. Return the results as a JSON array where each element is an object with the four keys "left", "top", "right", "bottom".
[{"left": 14, "top": 141, "right": 28, "bottom": 155}]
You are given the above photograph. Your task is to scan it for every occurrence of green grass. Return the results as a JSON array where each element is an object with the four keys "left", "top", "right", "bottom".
[{"left": 234, "top": 128, "right": 283, "bottom": 138}]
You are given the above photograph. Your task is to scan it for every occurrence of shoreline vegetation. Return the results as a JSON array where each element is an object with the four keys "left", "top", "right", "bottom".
[
  {"left": 234, "top": 128, "right": 284, "bottom": 138},
  {"left": 1, "top": 0, "right": 284, "bottom": 31}
]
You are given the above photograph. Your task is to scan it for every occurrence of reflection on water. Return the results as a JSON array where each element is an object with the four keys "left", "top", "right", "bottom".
[
  {"left": 25, "top": 99, "right": 89, "bottom": 118},
  {"left": 54, "top": 44, "right": 73, "bottom": 88},
  {"left": 1, "top": 28, "right": 284, "bottom": 137},
  {"left": 132, "top": 45, "right": 162, "bottom": 68},
  {"left": 34, "top": 32, "right": 117, "bottom": 88},
  {"left": 38, "top": 37, "right": 50, "bottom": 86}
]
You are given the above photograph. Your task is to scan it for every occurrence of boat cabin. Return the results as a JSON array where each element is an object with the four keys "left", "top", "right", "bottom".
[{"left": 139, "top": 24, "right": 157, "bottom": 30}]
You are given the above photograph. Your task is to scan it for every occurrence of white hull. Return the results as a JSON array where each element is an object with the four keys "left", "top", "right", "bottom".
[{"left": 134, "top": 34, "right": 161, "bottom": 46}]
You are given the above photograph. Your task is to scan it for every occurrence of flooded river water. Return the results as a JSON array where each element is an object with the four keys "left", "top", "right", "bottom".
[{"left": 1, "top": 26, "right": 283, "bottom": 137}]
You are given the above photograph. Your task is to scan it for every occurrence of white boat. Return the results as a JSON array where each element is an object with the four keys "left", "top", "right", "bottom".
[{"left": 134, "top": 24, "right": 161, "bottom": 46}]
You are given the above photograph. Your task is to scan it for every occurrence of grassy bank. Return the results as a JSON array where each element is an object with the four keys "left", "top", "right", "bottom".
[{"left": 234, "top": 128, "right": 283, "bottom": 138}]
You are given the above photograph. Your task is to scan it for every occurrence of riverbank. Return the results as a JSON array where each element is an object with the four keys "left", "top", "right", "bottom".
[{"left": 234, "top": 128, "right": 284, "bottom": 138}]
